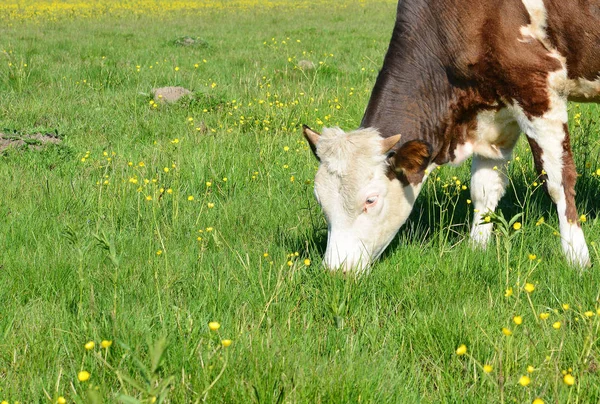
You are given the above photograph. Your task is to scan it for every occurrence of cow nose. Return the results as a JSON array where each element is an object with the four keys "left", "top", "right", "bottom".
[{"left": 323, "top": 250, "right": 369, "bottom": 273}]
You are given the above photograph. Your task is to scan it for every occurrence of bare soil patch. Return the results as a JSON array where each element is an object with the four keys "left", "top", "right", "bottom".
[{"left": 0, "top": 132, "right": 62, "bottom": 152}]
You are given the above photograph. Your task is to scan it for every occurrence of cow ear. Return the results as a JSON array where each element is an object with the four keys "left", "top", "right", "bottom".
[
  {"left": 381, "top": 134, "right": 402, "bottom": 154},
  {"left": 302, "top": 124, "right": 321, "bottom": 160},
  {"left": 388, "top": 140, "right": 432, "bottom": 174}
]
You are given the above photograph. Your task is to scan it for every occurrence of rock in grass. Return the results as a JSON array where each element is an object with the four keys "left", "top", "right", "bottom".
[
  {"left": 152, "top": 86, "right": 192, "bottom": 104},
  {"left": 298, "top": 60, "right": 316, "bottom": 70},
  {"left": 172, "top": 36, "right": 209, "bottom": 48}
]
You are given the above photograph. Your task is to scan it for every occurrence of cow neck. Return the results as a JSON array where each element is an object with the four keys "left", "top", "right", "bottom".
[{"left": 361, "top": 9, "right": 459, "bottom": 170}]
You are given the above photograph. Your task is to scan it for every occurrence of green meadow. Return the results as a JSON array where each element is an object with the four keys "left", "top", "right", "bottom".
[{"left": 1, "top": 1, "right": 600, "bottom": 402}]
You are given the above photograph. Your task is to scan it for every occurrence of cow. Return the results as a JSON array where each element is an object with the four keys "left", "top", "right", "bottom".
[{"left": 303, "top": 0, "right": 599, "bottom": 272}]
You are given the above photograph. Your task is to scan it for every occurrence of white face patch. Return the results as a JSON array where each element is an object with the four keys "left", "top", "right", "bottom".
[{"left": 313, "top": 127, "right": 419, "bottom": 272}]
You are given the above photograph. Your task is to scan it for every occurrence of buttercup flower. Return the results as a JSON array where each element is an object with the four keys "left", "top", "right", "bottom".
[
  {"left": 455, "top": 344, "right": 467, "bottom": 356},
  {"left": 78, "top": 371, "right": 90, "bottom": 382},
  {"left": 563, "top": 374, "right": 575, "bottom": 386}
]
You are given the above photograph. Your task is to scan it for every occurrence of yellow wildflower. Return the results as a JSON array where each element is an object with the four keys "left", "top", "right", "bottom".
[
  {"left": 519, "top": 375, "right": 531, "bottom": 386},
  {"left": 78, "top": 371, "right": 90, "bottom": 382},
  {"left": 208, "top": 322, "right": 220, "bottom": 331},
  {"left": 502, "top": 327, "right": 513, "bottom": 336},
  {"left": 483, "top": 365, "right": 493, "bottom": 373},
  {"left": 513, "top": 222, "right": 522, "bottom": 230},
  {"left": 84, "top": 341, "right": 95, "bottom": 350},
  {"left": 101, "top": 340, "right": 112, "bottom": 349},
  {"left": 539, "top": 313, "right": 550, "bottom": 320},
  {"left": 524, "top": 283, "right": 535, "bottom": 293},
  {"left": 455, "top": 344, "right": 467, "bottom": 356},
  {"left": 563, "top": 374, "right": 575, "bottom": 386},
  {"left": 513, "top": 316, "right": 523, "bottom": 325},
  {"left": 552, "top": 321, "right": 561, "bottom": 330},
  {"left": 221, "top": 339, "right": 232, "bottom": 347}
]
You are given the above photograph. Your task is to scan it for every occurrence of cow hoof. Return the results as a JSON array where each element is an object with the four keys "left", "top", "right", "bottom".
[{"left": 470, "top": 223, "right": 493, "bottom": 249}]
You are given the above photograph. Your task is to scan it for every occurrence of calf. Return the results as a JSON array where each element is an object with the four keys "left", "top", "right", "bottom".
[{"left": 303, "top": 0, "right": 599, "bottom": 271}]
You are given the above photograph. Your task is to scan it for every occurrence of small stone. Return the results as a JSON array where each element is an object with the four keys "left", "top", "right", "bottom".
[
  {"left": 298, "top": 60, "right": 316, "bottom": 70},
  {"left": 152, "top": 86, "right": 192, "bottom": 104}
]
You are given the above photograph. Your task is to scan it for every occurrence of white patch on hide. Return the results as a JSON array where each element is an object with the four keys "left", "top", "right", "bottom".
[
  {"left": 473, "top": 109, "right": 520, "bottom": 159},
  {"left": 520, "top": 0, "right": 551, "bottom": 48},
  {"left": 449, "top": 142, "right": 473, "bottom": 166},
  {"left": 567, "top": 76, "right": 600, "bottom": 100}
]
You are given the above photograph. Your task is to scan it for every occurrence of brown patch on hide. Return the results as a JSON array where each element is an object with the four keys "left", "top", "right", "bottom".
[
  {"left": 545, "top": 1, "right": 600, "bottom": 81},
  {"left": 471, "top": 10, "right": 563, "bottom": 118},
  {"left": 560, "top": 124, "right": 579, "bottom": 225}
]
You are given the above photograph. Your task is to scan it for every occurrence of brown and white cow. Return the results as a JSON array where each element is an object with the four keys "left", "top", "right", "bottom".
[{"left": 303, "top": 0, "right": 599, "bottom": 271}]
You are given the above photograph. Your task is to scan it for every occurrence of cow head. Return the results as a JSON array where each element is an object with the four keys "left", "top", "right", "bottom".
[{"left": 303, "top": 125, "right": 431, "bottom": 272}]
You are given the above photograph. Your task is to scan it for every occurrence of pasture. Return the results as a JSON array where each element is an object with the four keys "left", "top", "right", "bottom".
[{"left": 1, "top": 0, "right": 600, "bottom": 402}]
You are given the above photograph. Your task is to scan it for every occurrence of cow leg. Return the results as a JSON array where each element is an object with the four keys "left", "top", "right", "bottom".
[
  {"left": 524, "top": 124, "right": 589, "bottom": 267},
  {"left": 470, "top": 156, "right": 509, "bottom": 247},
  {"left": 512, "top": 86, "right": 590, "bottom": 268},
  {"left": 470, "top": 110, "right": 520, "bottom": 248}
]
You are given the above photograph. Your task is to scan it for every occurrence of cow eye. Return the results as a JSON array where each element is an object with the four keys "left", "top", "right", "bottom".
[{"left": 366, "top": 195, "right": 378, "bottom": 205}]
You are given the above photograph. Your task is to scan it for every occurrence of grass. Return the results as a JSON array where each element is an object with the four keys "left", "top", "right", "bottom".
[{"left": 1, "top": 1, "right": 600, "bottom": 402}]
